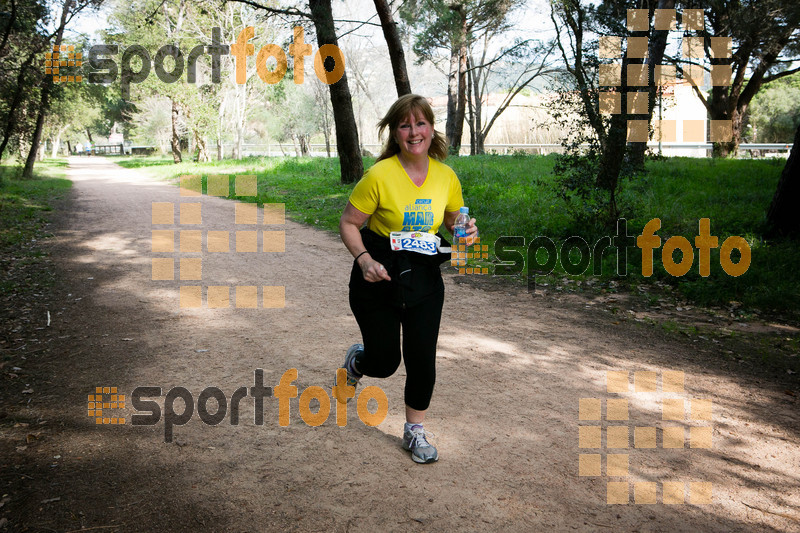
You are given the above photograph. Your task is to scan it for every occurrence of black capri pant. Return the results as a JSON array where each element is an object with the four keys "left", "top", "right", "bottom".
[{"left": 349, "top": 289, "right": 444, "bottom": 411}]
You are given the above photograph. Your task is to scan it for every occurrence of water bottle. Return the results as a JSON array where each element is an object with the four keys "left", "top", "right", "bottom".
[{"left": 453, "top": 207, "right": 470, "bottom": 267}]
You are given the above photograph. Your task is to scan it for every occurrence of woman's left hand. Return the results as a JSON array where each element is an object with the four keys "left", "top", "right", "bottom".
[{"left": 464, "top": 217, "right": 479, "bottom": 245}]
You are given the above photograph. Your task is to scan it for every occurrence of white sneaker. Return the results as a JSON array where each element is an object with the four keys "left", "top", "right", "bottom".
[
  {"left": 334, "top": 343, "right": 363, "bottom": 402},
  {"left": 402, "top": 425, "right": 438, "bottom": 464}
]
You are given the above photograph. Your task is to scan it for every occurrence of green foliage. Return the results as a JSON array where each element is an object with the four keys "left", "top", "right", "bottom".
[
  {"left": 549, "top": 1, "right": 638, "bottom": 227},
  {"left": 0, "top": 160, "right": 71, "bottom": 249},
  {"left": 117, "top": 155, "right": 355, "bottom": 229},
  {"left": 400, "top": 0, "right": 523, "bottom": 62},
  {"left": 259, "top": 82, "right": 325, "bottom": 153},
  {"left": 548, "top": 87, "right": 633, "bottom": 230},
  {"left": 747, "top": 73, "right": 800, "bottom": 143},
  {"left": 696, "top": 0, "right": 800, "bottom": 154},
  {"left": 118, "top": 154, "right": 795, "bottom": 317},
  {"left": 129, "top": 96, "right": 172, "bottom": 150},
  {"left": 0, "top": 0, "right": 50, "bottom": 159},
  {"left": 44, "top": 67, "right": 106, "bottom": 149}
]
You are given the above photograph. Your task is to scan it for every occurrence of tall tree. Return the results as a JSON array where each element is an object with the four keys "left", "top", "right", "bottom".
[
  {"left": 766, "top": 122, "right": 800, "bottom": 237},
  {"left": 44, "top": 77, "right": 101, "bottom": 156},
  {"left": 162, "top": 0, "right": 187, "bottom": 163},
  {"left": 550, "top": 0, "right": 673, "bottom": 222},
  {"left": 668, "top": 0, "right": 800, "bottom": 157},
  {"left": 309, "top": 0, "right": 362, "bottom": 183},
  {"left": 0, "top": 0, "right": 50, "bottom": 162},
  {"left": 401, "top": 0, "right": 519, "bottom": 154},
  {"left": 625, "top": 0, "right": 675, "bottom": 169},
  {"left": 373, "top": 0, "right": 411, "bottom": 97},
  {"left": 227, "top": 0, "right": 364, "bottom": 183},
  {"left": 23, "top": 0, "right": 71, "bottom": 178},
  {"left": 0, "top": 50, "right": 40, "bottom": 162},
  {"left": 465, "top": 35, "right": 557, "bottom": 154},
  {"left": 22, "top": 0, "right": 102, "bottom": 177}
]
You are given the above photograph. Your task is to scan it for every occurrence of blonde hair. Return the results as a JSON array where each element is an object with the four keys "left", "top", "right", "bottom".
[{"left": 376, "top": 94, "right": 448, "bottom": 162}]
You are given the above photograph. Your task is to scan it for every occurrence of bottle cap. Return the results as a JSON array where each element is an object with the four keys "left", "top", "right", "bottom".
[{"left": 460, "top": 206, "right": 469, "bottom": 214}]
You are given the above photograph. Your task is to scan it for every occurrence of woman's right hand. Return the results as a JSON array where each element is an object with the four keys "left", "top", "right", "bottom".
[
  {"left": 340, "top": 202, "right": 391, "bottom": 282},
  {"left": 358, "top": 254, "right": 392, "bottom": 282}
]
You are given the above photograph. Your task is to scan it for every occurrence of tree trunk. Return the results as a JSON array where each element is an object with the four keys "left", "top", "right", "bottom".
[
  {"left": 766, "top": 123, "right": 800, "bottom": 237},
  {"left": 594, "top": 42, "right": 641, "bottom": 223},
  {"left": 195, "top": 131, "right": 209, "bottom": 162},
  {"left": 171, "top": 99, "right": 182, "bottom": 163},
  {"left": 711, "top": 107, "right": 744, "bottom": 158},
  {"left": 471, "top": 59, "right": 484, "bottom": 155},
  {"left": 0, "top": 50, "right": 37, "bottom": 163},
  {"left": 445, "top": 45, "right": 460, "bottom": 152},
  {"left": 233, "top": 84, "right": 247, "bottom": 160},
  {"left": 454, "top": 33, "right": 467, "bottom": 155},
  {"left": 309, "top": 0, "right": 363, "bottom": 184},
  {"left": 234, "top": 122, "right": 244, "bottom": 159},
  {"left": 217, "top": 96, "right": 224, "bottom": 160},
  {"left": 291, "top": 134, "right": 300, "bottom": 157},
  {"left": 0, "top": 0, "right": 17, "bottom": 59},
  {"left": 475, "top": 131, "right": 486, "bottom": 155},
  {"left": 444, "top": 4, "right": 468, "bottom": 155},
  {"left": 22, "top": 88, "right": 49, "bottom": 177},
  {"left": 52, "top": 129, "right": 63, "bottom": 158},
  {"left": 373, "top": 0, "right": 411, "bottom": 97},
  {"left": 23, "top": 0, "right": 71, "bottom": 178},
  {"left": 596, "top": 102, "right": 628, "bottom": 222},
  {"left": 466, "top": 57, "right": 475, "bottom": 155},
  {"left": 216, "top": 85, "right": 226, "bottom": 160},
  {"left": 627, "top": 0, "right": 675, "bottom": 169}
]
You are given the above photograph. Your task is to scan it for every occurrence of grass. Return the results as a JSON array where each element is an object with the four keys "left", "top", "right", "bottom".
[
  {"left": 116, "top": 155, "right": 354, "bottom": 230},
  {"left": 0, "top": 159, "right": 72, "bottom": 296},
  {"left": 0, "top": 159, "right": 71, "bottom": 247},
  {"left": 114, "top": 153, "right": 797, "bottom": 319}
]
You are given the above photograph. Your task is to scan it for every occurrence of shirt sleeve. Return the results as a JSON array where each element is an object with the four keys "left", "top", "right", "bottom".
[
  {"left": 348, "top": 168, "right": 379, "bottom": 215},
  {"left": 445, "top": 170, "right": 464, "bottom": 213}
]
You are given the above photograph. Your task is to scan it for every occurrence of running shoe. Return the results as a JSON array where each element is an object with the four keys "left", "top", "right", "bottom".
[
  {"left": 335, "top": 343, "right": 363, "bottom": 402},
  {"left": 402, "top": 424, "right": 439, "bottom": 464}
]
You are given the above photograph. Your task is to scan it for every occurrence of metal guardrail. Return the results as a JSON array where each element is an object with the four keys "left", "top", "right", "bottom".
[
  {"left": 240, "top": 142, "right": 793, "bottom": 157},
  {"left": 106, "top": 142, "right": 793, "bottom": 158}
]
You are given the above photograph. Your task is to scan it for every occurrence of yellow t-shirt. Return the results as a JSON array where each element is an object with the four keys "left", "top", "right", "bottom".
[{"left": 349, "top": 155, "right": 464, "bottom": 237}]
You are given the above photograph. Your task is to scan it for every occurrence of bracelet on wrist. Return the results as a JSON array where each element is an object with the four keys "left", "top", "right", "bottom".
[{"left": 354, "top": 250, "right": 369, "bottom": 262}]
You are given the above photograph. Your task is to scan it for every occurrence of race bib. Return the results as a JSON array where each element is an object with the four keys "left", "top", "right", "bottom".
[{"left": 389, "top": 231, "right": 440, "bottom": 256}]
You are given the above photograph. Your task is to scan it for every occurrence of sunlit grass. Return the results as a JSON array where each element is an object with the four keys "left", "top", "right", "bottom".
[
  {"left": 114, "top": 153, "right": 795, "bottom": 316},
  {"left": 0, "top": 159, "right": 72, "bottom": 248}
]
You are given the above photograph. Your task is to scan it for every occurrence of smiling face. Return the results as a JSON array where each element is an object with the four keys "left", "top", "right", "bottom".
[{"left": 394, "top": 110, "right": 433, "bottom": 160}]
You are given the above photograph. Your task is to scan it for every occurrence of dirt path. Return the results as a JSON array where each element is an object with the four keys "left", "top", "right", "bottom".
[{"left": 1, "top": 156, "right": 799, "bottom": 532}]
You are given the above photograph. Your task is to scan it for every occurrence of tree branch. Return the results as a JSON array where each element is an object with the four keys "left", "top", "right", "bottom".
[
  {"left": 224, "top": 0, "right": 311, "bottom": 19},
  {"left": 663, "top": 56, "right": 709, "bottom": 109},
  {"left": 762, "top": 65, "right": 800, "bottom": 84},
  {"left": 335, "top": 14, "right": 381, "bottom": 39},
  {"left": 465, "top": 38, "right": 536, "bottom": 74},
  {"left": 483, "top": 59, "right": 559, "bottom": 138},
  {"left": 334, "top": 18, "right": 381, "bottom": 28}
]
